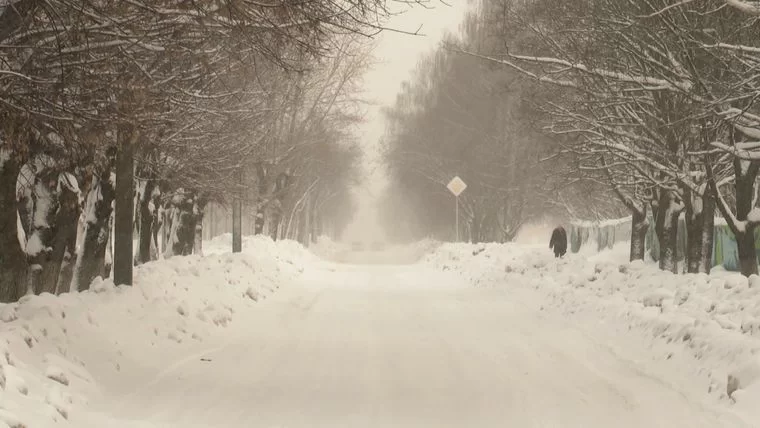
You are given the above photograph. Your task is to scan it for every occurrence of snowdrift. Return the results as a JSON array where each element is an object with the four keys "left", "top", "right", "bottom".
[
  {"left": 0, "top": 235, "right": 311, "bottom": 427},
  {"left": 423, "top": 241, "right": 760, "bottom": 421}
]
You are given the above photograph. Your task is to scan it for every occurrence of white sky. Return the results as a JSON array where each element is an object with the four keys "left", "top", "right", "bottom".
[{"left": 342, "top": 1, "right": 470, "bottom": 242}]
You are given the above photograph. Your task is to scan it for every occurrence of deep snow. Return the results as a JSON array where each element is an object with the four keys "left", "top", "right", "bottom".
[
  {"left": 0, "top": 234, "right": 758, "bottom": 427},
  {"left": 423, "top": 241, "right": 760, "bottom": 424},
  {"left": 0, "top": 234, "right": 309, "bottom": 427}
]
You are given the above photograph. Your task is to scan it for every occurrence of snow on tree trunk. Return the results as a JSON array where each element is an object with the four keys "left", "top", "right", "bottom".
[
  {"left": 654, "top": 190, "right": 683, "bottom": 273},
  {"left": 707, "top": 149, "right": 759, "bottom": 277},
  {"left": 630, "top": 206, "right": 648, "bottom": 262},
  {"left": 164, "top": 191, "right": 195, "bottom": 258},
  {"left": 0, "top": 147, "right": 26, "bottom": 302},
  {"left": 255, "top": 203, "right": 266, "bottom": 235},
  {"left": 192, "top": 197, "right": 206, "bottom": 256},
  {"left": 136, "top": 180, "right": 156, "bottom": 265},
  {"left": 150, "top": 189, "right": 161, "bottom": 260},
  {"left": 73, "top": 171, "right": 115, "bottom": 291},
  {"left": 160, "top": 204, "right": 172, "bottom": 257},
  {"left": 17, "top": 155, "right": 61, "bottom": 295},
  {"left": 43, "top": 175, "right": 80, "bottom": 294},
  {"left": 105, "top": 214, "right": 114, "bottom": 278},
  {"left": 734, "top": 162, "right": 759, "bottom": 277}
]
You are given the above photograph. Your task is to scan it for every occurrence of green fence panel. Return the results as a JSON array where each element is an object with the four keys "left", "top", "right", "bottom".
[{"left": 570, "top": 217, "right": 760, "bottom": 272}]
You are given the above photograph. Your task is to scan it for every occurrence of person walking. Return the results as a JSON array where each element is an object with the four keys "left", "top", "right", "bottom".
[{"left": 549, "top": 226, "right": 567, "bottom": 258}]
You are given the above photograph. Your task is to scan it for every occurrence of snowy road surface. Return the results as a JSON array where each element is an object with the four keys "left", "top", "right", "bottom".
[{"left": 87, "top": 261, "right": 747, "bottom": 427}]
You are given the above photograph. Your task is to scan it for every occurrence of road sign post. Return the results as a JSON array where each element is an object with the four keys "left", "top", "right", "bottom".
[{"left": 446, "top": 176, "right": 467, "bottom": 242}]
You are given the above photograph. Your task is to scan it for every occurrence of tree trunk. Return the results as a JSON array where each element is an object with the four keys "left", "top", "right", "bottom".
[
  {"left": 137, "top": 180, "right": 156, "bottom": 264},
  {"left": 193, "top": 215, "right": 203, "bottom": 256},
  {"left": 164, "top": 192, "right": 195, "bottom": 257},
  {"left": 255, "top": 163, "right": 268, "bottom": 235},
  {"left": 73, "top": 173, "right": 115, "bottom": 291},
  {"left": 192, "top": 197, "right": 205, "bottom": 256},
  {"left": 44, "top": 184, "right": 79, "bottom": 294},
  {"left": 630, "top": 206, "right": 648, "bottom": 262},
  {"left": 160, "top": 204, "right": 172, "bottom": 257},
  {"left": 654, "top": 191, "right": 682, "bottom": 273},
  {"left": 311, "top": 202, "right": 320, "bottom": 244},
  {"left": 737, "top": 227, "right": 758, "bottom": 277},
  {"left": 706, "top": 149, "right": 759, "bottom": 277},
  {"left": 684, "top": 190, "right": 715, "bottom": 274},
  {"left": 151, "top": 190, "right": 161, "bottom": 259},
  {"left": 301, "top": 196, "right": 312, "bottom": 245},
  {"left": 233, "top": 169, "right": 242, "bottom": 253},
  {"left": 269, "top": 200, "right": 283, "bottom": 242},
  {"left": 0, "top": 149, "right": 26, "bottom": 302},
  {"left": 113, "top": 126, "right": 135, "bottom": 286},
  {"left": 56, "top": 240, "right": 76, "bottom": 295},
  {"left": 685, "top": 216, "right": 702, "bottom": 274},
  {"left": 19, "top": 159, "right": 60, "bottom": 295},
  {"left": 164, "top": 204, "right": 178, "bottom": 258},
  {"left": 182, "top": 207, "right": 195, "bottom": 256},
  {"left": 700, "top": 193, "right": 715, "bottom": 273},
  {"left": 735, "top": 161, "right": 759, "bottom": 276},
  {"left": 105, "top": 215, "right": 114, "bottom": 278},
  {"left": 255, "top": 202, "right": 266, "bottom": 235}
]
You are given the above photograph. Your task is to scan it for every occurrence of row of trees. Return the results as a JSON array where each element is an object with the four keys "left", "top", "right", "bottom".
[
  {"left": 456, "top": 0, "right": 760, "bottom": 276},
  {"left": 380, "top": 4, "right": 625, "bottom": 244},
  {"left": 384, "top": 0, "right": 760, "bottom": 277},
  {"left": 0, "top": 0, "right": 417, "bottom": 302}
]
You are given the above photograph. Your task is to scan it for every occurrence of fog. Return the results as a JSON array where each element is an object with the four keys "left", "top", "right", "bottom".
[{"left": 340, "top": 1, "right": 469, "bottom": 244}]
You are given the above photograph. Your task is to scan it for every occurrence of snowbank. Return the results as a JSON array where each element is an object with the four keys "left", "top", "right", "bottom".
[
  {"left": 0, "top": 235, "right": 311, "bottom": 427},
  {"left": 423, "top": 241, "right": 760, "bottom": 422}
]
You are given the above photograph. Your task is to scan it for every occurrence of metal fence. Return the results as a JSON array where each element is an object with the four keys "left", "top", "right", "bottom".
[{"left": 568, "top": 216, "right": 760, "bottom": 271}]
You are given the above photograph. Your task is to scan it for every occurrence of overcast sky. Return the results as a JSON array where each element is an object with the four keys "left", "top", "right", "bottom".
[{"left": 342, "top": 1, "right": 469, "bottom": 241}]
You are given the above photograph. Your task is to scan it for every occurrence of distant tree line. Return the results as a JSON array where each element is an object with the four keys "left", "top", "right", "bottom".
[{"left": 380, "top": 4, "right": 625, "bottom": 245}]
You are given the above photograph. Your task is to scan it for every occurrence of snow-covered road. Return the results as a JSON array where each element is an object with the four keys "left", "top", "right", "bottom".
[{"left": 88, "top": 260, "right": 748, "bottom": 428}]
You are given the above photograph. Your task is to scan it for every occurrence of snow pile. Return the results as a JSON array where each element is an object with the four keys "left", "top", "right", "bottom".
[
  {"left": 0, "top": 235, "right": 311, "bottom": 427},
  {"left": 423, "top": 241, "right": 760, "bottom": 421}
]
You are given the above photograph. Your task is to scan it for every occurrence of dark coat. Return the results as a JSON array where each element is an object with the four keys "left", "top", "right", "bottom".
[{"left": 549, "top": 226, "right": 567, "bottom": 255}]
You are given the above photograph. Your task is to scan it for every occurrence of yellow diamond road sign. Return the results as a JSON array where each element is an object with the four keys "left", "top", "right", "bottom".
[{"left": 447, "top": 176, "right": 467, "bottom": 197}]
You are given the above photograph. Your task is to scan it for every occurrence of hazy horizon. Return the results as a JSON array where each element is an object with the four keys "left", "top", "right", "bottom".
[{"left": 341, "top": 1, "right": 469, "bottom": 243}]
